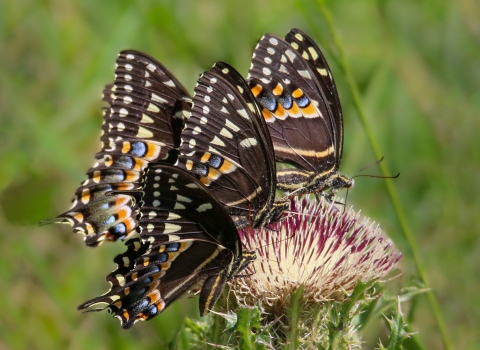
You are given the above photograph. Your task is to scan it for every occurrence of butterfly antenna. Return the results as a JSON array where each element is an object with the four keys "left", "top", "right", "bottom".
[
  {"left": 353, "top": 156, "right": 400, "bottom": 180},
  {"left": 353, "top": 156, "right": 384, "bottom": 177}
]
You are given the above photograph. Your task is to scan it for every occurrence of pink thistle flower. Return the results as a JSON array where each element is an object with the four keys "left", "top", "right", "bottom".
[{"left": 230, "top": 197, "right": 402, "bottom": 314}]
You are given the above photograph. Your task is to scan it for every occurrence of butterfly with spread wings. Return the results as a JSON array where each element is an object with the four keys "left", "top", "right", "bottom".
[
  {"left": 248, "top": 28, "right": 353, "bottom": 200},
  {"left": 79, "top": 164, "right": 255, "bottom": 328},
  {"left": 45, "top": 51, "right": 189, "bottom": 246}
]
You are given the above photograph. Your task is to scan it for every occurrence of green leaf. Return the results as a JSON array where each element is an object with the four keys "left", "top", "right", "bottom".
[
  {"left": 178, "top": 317, "right": 208, "bottom": 349},
  {"left": 235, "top": 307, "right": 264, "bottom": 350},
  {"left": 383, "top": 300, "right": 412, "bottom": 350},
  {"left": 211, "top": 310, "right": 238, "bottom": 331}
]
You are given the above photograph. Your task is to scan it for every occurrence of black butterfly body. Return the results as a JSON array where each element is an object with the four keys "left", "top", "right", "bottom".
[
  {"left": 175, "top": 62, "right": 288, "bottom": 228},
  {"left": 48, "top": 51, "right": 189, "bottom": 246},
  {"left": 79, "top": 164, "right": 255, "bottom": 328},
  {"left": 248, "top": 28, "right": 353, "bottom": 199}
]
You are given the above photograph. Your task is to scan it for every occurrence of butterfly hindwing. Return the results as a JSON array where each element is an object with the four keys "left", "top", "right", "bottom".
[
  {"left": 49, "top": 50, "right": 189, "bottom": 246},
  {"left": 139, "top": 163, "right": 242, "bottom": 254},
  {"left": 79, "top": 164, "right": 255, "bottom": 328}
]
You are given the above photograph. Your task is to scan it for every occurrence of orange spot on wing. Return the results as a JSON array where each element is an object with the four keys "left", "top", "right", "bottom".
[
  {"left": 201, "top": 152, "right": 211, "bottom": 163},
  {"left": 207, "top": 167, "right": 221, "bottom": 180},
  {"left": 122, "top": 142, "right": 131, "bottom": 154},
  {"left": 104, "top": 157, "right": 113, "bottom": 167},
  {"left": 272, "top": 83, "right": 283, "bottom": 96},
  {"left": 137, "top": 313, "right": 147, "bottom": 321},
  {"left": 148, "top": 290, "right": 161, "bottom": 304},
  {"left": 85, "top": 222, "right": 94, "bottom": 235},
  {"left": 250, "top": 84, "right": 263, "bottom": 97},
  {"left": 274, "top": 103, "right": 288, "bottom": 120},
  {"left": 122, "top": 310, "right": 130, "bottom": 321},
  {"left": 287, "top": 101, "right": 301, "bottom": 118},
  {"left": 123, "top": 217, "right": 135, "bottom": 233},
  {"left": 166, "top": 252, "right": 180, "bottom": 262},
  {"left": 73, "top": 213, "right": 84, "bottom": 222},
  {"left": 200, "top": 176, "right": 212, "bottom": 186},
  {"left": 133, "top": 158, "right": 148, "bottom": 171},
  {"left": 262, "top": 108, "right": 275, "bottom": 122},
  {"left": 104, "top": 232, "right": 116, "bottom": 241},
  {"left": 116, "top": 183, "right": 134, "bottom": 191},
  {"left": 116, "top": 207, "right": 128, "bottom": 221},
  {"left": 145, "top": 142, "right": 161, "bottom": 160},
  {"left": 124, "top": 170, "right": 139, "bottom": 182},
  {"left": 301, "top": 102, "right": 318, "bottom": 118},
  {"left": 292, "top": 88, "right": 304, "bottom": 98},
  {"left": 92, "top": 171, "right": 101, "bottom": 183},
  {"left": 151, "top": 272, "right": 163, "bottom": 281},
  {"left": 115, "top": 196, "right": 129, "bottom": 207},
  {"left": 151, "top": 300, "right": 165, "bottom": 315},
  {"left": 81, "top": 189, "right": 91, "bottom": 204},
  {"left": 160, "top": 262, "right": 172, "bottom": 270},
  {"left": 219, "top": 159, "right": 236, "bottom": 173}
]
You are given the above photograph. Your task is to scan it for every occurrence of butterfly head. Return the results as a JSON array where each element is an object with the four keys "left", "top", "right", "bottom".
[{"left": 331, "top": 173, "right": 354, "bottom": 191}]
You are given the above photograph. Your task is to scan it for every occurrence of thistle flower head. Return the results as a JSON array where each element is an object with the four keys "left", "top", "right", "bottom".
[{"left": 230, "top": 197, "right": 401, "bottom": 314}]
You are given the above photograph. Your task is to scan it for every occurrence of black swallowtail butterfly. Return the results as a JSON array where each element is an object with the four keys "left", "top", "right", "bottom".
[
  {"left": 45, "top": 51, "right": 189, "bottom": 246},
  {"left": 174, "top": 61, "right": 288, "bottom": 228},
  {"left": 79, "top": 164, "right": 255, "bottom": 328},
  {"left": 248, "top": 28, "right": 353, "bottom": 199}
]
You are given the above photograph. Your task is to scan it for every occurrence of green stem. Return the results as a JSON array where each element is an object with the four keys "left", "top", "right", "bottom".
[
  {"left": 286, "top": 286, "right": 304, "bottom": 350},
  {"left": 315, "top": 1, "right": 451, "bottom": 349},
  {"left": 208, "top": 314, "right": 225, "bottom": 349}
]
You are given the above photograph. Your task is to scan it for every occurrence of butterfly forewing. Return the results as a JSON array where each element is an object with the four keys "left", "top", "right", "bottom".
[
  {"left": 79, "top": 164, "right": 253, "bottom": 327},
  {"left": 176, "top": 62, "right": 281, "bottom": 228},
  {"left": 248, "top": 29, "right": 352, "bottom": 197},
  {"left": 50, "top": 50, "right": 189, "bottom": 246},
  {"left": 285, "top": 28, "right": 344, "bottom": 163}
]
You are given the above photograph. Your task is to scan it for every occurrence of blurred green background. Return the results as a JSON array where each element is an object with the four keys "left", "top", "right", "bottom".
[{"left": 1, "top": 0, "right": 479, "bottom": 349}]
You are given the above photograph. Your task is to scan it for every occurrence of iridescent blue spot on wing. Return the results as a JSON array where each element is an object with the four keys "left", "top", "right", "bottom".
[
  {"left": 166, "top": 243, "right": 180, "bottom": 252},
  {"left": 110, "top": 223, "right": 127, "bottom": 236},
  {"left": 259, "top": 91, "right": 277, "bottom": 111},
  {"left": 131, "top": 141, "right": 147, "bottom": 157},
  {"left": 279, "top": 93, "right": 293, "bottom": 109},
  {"left": 208, "top": 154, "right": 222, "bottom": 168},
  {"left": 296, "top": 94, "right": 309, "bottom": 108},
  {"left": 192, "top": 163, "right": 208, "bottom": 177}
]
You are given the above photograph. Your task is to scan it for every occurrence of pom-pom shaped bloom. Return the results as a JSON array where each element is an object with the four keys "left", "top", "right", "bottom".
[{"left": 230, "top": 198, "right": 401, "bottom": 313}]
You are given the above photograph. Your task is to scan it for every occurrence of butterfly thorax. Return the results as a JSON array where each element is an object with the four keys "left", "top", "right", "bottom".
[
  {"left": 232, "top": 198, "right": 289, "bottom": 229},
  {"left": 229, "top": 250, "right": 256, "bottom": 280}
]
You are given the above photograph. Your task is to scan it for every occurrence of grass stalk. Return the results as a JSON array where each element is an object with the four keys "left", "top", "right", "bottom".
[{"left": 315, "top": 1, "right": 452, "bottom": 348}]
